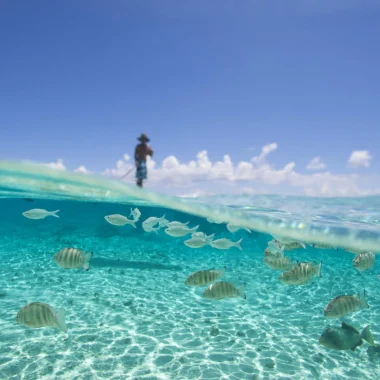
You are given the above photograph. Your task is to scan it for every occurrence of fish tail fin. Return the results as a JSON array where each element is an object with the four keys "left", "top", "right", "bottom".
[
  {"left": 191, "top": 225, "right": 199, "bottom": 232},
  {"left": 218, "top": 266, "right": 226, "bottom": 277},
  {"left": 185, "top": 221, "right": 190, "bottom": 225},
  {"left": 154, "top": 228, "right": 159, "bottom": 235},
  {"left": 206, "top": 233, "right": 215, "bottom": 241},
  {"left": 50, "top": 210, "right": 60, "bottom": 218},
  {"left": 238, "top": 282, "right": 246, "bottom": 299},
  {"left": 129, "top": 208, "right": 133, "bottom": 217},
  {"left": 161, "top": 214, "right": 166, "bottom": 220},
  {"left": 130, "top": 221, "right": 137, "bottom": 228},
  {"left": 55, "top": 308, "right": 68, "bottom": 333},
  {"left": 83, "top": 251, "right": 93, "bottom": 271},
  {"left": 316, "top": 261, "right": 322, "bottom": 277},
  {"left": 359, "top": 290, "right": 370, "bottom": 309},
  {"left": 235, "top": 238, "right": 243, "bottom": 251},
  {"left": 301, "top": 242, "right": 306, "bottom": 249},
  {"left": 245, "top": 228, "right": 251, "bottom": 233},
  {"left": 361, "top": 325, "right": 375, "bottom": 346}
]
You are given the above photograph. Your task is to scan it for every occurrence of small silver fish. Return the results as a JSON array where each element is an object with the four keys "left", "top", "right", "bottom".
[
  {"left": 210, "top": 238, "right": 243, "bottom": 251},
  {"left": 16, "top": 302, "right": 68, "bottom": 333},
  {"left": 185, "top": 267, "right": 226, "bottom": 286},
  {"left": 166, "top": 221, "right": 190, "bottom": 228},
  {"left": 319, "top": 322, "right": 374, "bottom": 351},
  {"left": 324, "top": 291, "right": 369, "bottom": 319},
  {"left": 22, "top": 209, "right": 60, "bottom": 219},
  {"left": 53, "top": 248, "right": 93, "bottom": 271},
  {"left": 143, "top": 215, "right": 166, "bottom": 227},
  {"left": 206, "top": 216, "right": 225, "bottom": 224},
  {"left": 203, "top": 281, "right": 246, "bottom": 300},
  {"left": 192, "top": 232, "right": 215, "bottom": 241},
  {"left": 184, "top": 236, "right": 210, "bottom": 249},
  {"left": 280, "top": 261, "right": 322, "bottom": 285},
  {"left": 104, "top": 214, "right": 136, "bottom": 227},
  {"left": 353, "top": 252, "right": 375, "bottom": 272},
  {"left": 164, "top": 225, "right": 199, "bottom": 237},
  {"left": 226, "top": 223, "right": 251, "bottom": 233},
  {"left": 129, "top": 208, "right": 141, "bottom": 221}
]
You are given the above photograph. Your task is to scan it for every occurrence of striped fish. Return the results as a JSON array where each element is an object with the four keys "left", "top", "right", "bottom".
[
  {"left": 324, "top": 291, "right": 369, "bottom": 318},
  {"left": 185, "top": 267, "right": 225, "bottom": 286},
  {"left": 264, "top": 256, "right": 295, "bottom": 271},
  {"left": 53, "top": 248, "right": 93, "bottom": 271},
  {"left": 310, "top": 243, "right": 338, "bottom": 250},
  {"left": 353, "top": 252, "right": 375, "bottom": 272},
  {"left": 280, "top": 261, "right": 322, "bottom": 285},
  {"left": 202, "top": 281, "right": 246, "bottom": 300},
  {"left": 16, "top": 302, "right": 67, "bottom": 332},
  {"left": 283, "top": 241, "right": 306, "bottom": 251}
]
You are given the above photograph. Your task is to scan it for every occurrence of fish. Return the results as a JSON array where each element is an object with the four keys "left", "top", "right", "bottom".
[
  {"left": 184, "top": 236, "right": 210, "bottom": 249},
  {"left": 210, "top": 238, "right": 243, "bottom": 251},
  {"left": 226, "top": 223, "right": 251, "bottom": 233},
  {"left": 192, "top": 232, "right": 215, "bottom": 241},
  {"left": 164, "top": 225, "right": 199, "bottom": 237},
  {"left": 283, "top": 241, "right": 306, "bottom": 251},
  {"left": 267, "top": 239, "right": 284, "bottom": 256},
  {"left": 310, "top": 243, "right": 338, "bottom": 250},
  {"left": 142, "top": 215, "right": 166, "bottom": 231},
  {"left": 129, "top": 208, "right": 141, "bottom": 221},
  {"left": 203, "top": 281, "right": 246, "bottom": 300},
  {"left": 206, "top": 216, "right": 225, "bottom": 224},
  {"left": 185, "top": 267, "right": 226, "bottom": 286},
  {"left": 272, "top": 234, "right": 296, "bottom": 244},
  {"left": 264, "top": 256, "right": 295, "bottom": 271},
  {"left": 22, "top": 209, "right": 60, "bottom": 219},
  {"left": 53, "top": 248, "right": 93, "bottom": 271},
  {"left": 142, "top": 224, "right": 160, "bottom": 234},
  {"left": 319, "top": 322, "right": 374, "bottom": 351},
  {"left": 352, "top": 252, "right": 375, "bottom": 272},
  {"left": 324, "top": 291, "right": 370, "bottom": 318},
  {"left": 16, "top": 302, "right": 68, "bottom": 333},
  {"left": 104, "top": 214, "right": 136, "bottom": 227},
  {"left": 280, "top": 261, "right": 322, "bottom": 285},
  {"left": 158, "top": 219, "right": 170, "bottom": 228},
  {"left": 166, "top": 221, "right": 190, "bottom": 228}
]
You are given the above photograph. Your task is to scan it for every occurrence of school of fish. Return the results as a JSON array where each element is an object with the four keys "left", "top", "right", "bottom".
[{"left": 19, "top": 206, "right": 378, "bottom": 352}]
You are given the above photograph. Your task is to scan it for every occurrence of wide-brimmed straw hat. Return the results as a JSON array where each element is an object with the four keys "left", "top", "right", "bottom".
[{"left": 137, "top": 133, "right": 150, "bottom": 142}]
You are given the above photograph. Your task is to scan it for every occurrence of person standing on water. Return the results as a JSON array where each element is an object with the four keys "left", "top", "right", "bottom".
[{"left": 134, "top": 133, "right": 153, "bottom": 187}]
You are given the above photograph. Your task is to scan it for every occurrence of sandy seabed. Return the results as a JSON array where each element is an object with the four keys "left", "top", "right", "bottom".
[{"left": 1, "top": 211, "right": 380, "bottom": 380}]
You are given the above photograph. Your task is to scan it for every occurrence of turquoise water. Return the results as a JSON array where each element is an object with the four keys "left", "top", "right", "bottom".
[{"left": 1, "top": 161, "right": 380, "bottom": 379}]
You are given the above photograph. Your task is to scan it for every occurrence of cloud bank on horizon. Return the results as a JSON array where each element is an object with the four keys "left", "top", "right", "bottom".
[{"left": 42, "top": 143, "right": 379, "bottom": 198}]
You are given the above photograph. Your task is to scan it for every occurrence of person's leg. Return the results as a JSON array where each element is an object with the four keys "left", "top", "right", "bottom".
[{"left": 137, "top": 179, "right": 143, "bottom": 187}]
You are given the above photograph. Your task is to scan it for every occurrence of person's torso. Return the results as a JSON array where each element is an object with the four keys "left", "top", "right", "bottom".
[{"left": 136, "top": 143, "right": 151, "bottom": 161}]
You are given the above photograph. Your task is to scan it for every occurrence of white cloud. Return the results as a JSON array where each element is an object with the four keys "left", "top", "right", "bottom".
[
  {"left": 348, "top": 150, "right": 372, "bottom": 168},
  {"left": 306, "top": 156, "right": 326, "bottom": 170},
  {"left": 74, "top": 165, "right": 91, "bottom": 174},
  {"left": 96, "top": 144, "right": 380, "bottom": 197},
  {"left": 45, "top": 159, "right": 66, "bottom": 171}
]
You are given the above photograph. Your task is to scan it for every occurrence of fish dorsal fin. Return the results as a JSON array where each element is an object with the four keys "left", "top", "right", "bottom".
[{"left": 342, "top": 322, "right": 359, "bottom": 334}]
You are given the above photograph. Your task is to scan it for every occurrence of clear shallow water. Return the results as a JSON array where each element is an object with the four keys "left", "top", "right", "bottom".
[{"left": 1, "top": 161, "right": 380, "bottom": 379}]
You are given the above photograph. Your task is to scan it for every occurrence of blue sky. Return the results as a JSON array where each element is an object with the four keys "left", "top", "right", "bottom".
[{"left": 1, "top": 0, "right": 379, "bottom": 177}]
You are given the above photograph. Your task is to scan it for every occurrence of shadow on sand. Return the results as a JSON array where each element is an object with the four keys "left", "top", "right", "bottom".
[{"left": 92, "top": 257, "right": 182, "bottom": 271}]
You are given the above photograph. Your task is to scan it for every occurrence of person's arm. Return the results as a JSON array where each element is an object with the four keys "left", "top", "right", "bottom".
[
  {"left": 135, "top": 146, "right": 140, "bottom": 166},
  {"left": 148, "top": 145, "right": 154, "bottom": 157}
]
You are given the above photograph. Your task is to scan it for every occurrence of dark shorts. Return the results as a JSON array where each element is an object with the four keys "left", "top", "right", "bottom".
[{"left": 136, "top": 161, "right": 147, "bottom": 179}]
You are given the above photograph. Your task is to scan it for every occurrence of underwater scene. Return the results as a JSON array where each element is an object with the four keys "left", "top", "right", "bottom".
[{"left": 1, "top": 161, "right": 380, "bottom": 380}]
